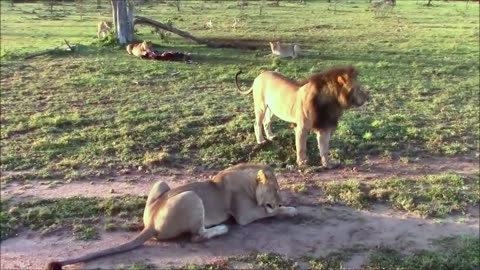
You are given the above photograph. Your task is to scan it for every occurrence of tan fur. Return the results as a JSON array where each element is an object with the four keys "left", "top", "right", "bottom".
[
  {"left": 126, "top": 40, "right": 154, "bottom": 57},
  {"left": 46, "top": 163, "right": 297, "bottom": 270},
  {"left": 269, "top": 41, "right": 301, "bottom": 58},
  {"left": 235, "top": 66, "right": 369, "bottom": 167},
  {"left": 97, "top": 21, "right": 113, "bottom": 39}
]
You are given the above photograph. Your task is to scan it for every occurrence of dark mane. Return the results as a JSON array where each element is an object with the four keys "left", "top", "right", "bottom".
[
  {"left": 305, "top": 65, "right": 358, "bottom": 131},
  {"left": 299, "top": 65, "right": 358, "bottom": 87}
]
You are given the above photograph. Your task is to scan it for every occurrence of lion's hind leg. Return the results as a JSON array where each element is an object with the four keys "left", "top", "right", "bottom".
[
  {"left": 254, "top": 108, "right": 267, "bottom": 144},
  {"left": 156, "top": 191, "right": 229, "bottom": 242},
  {"left": 146, "top": 181, "right": 170, "bottom": 206},
  {"left": 263, "top": 108, "right": 276, "bottom": 141}
]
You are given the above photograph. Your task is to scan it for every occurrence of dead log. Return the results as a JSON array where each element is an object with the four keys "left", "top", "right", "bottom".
[
  {"left": 25, "top": 39, "right": 75, "bottom": 60},
  {"left": 134, "top": 16, "right": 258, "bottom": 50}
]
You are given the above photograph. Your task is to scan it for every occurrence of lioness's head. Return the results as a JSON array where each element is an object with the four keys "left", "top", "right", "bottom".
[
  {"left": 269, "top": 41, "right": 280, "bottom": 50},
  {"left": 142, "top": 40, "right": 154, "bottom": 52},
  {"left": 335, "top": 66, "right": 370, "bottom": 107},
  {"left": 255, "top": 169, "right": 282, "bottom": 214}
]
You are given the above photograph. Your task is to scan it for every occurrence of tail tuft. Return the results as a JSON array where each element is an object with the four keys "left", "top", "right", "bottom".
[{"left": 47, "top": 261, "right": 63, "bottom": 270}]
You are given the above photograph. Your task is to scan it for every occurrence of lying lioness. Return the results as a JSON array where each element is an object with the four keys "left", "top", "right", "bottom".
[
  {"left": 46, "top": 163, "right": 297, "bottom": 270},
  {"left": 269, "top": 41, "right": 302, "bottom": 58},
  {"left": 126, "top": 40, "right": 154, "bottom": 57},
  {"left": 235, "top": 66, "right": 369, "bottom": 168},
  {"left": 97, "top": 21, "right": 113, "bottom": 39}
]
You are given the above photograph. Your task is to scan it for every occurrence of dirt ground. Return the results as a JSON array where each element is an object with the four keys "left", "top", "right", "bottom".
[{"left": 1, "top": 157, "right": 479, "bottom": 270}]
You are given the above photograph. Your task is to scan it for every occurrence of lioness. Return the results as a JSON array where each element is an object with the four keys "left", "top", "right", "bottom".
[
  {"left": 46, "top": 163, "right": 297, "bottom": 270},
  {"left": 235, "top": 66, "right": 369, "bottom": 168},
  {"left": 269, "top": 41, "right": 301, "bottom": 58},
  {"left": 97, "top": 21, "right": 113, "bottom": 39},
  {"left": 126, "top": 40, "right": 154, "bottom": 58}
]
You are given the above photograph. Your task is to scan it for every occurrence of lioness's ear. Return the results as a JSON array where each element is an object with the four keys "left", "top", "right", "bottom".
[{"left": 256, "top": 170, "right": 268, "bottom": 185}]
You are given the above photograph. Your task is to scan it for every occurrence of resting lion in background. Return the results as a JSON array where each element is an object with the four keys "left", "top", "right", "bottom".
[
  {"left": 235, "top": 66, "right": 369, "bottom": 168},
  {"left": 46, "top": 163, "right": 297, "bottom": 270},
  {"left": 97, "top": 21, "right": 113, "bottom": 39},
  {"left": 269, "top": 41, "right": 302, "bottom": 58},
  {"left": 126, "top": 40, "right": 154, "bottom": 57}
]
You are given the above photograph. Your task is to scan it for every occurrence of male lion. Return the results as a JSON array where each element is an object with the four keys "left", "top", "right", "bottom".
[
  {"left": 235, "top": 66, "right": 369, "bottom": 168},
  {"left": 46, "top": 163, "right": 297, "bottom": 270},
  {"left": 97, "top": 21, "right": 113, "bottom": 39},
  {"left": 126, "top": 40, "right": 154, "bottom": 58}
]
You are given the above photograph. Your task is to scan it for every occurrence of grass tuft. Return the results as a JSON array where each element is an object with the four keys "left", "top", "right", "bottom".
[{"left": 318, "top": 174, "right": 479, "bottom": 217}]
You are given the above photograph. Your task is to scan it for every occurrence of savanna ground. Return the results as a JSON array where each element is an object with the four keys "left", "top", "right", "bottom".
[{"left": 1, "top": 0, "right": 479, "bottom": 269}]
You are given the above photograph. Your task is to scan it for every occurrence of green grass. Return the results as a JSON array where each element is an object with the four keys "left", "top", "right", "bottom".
[
  {"left": 0, "top": 195, "right": 145, "bottom": 241},
  {"left": 318, "top": 173, "right": 479, "bottom": 217},
  {"left": 365, "top": 236, "right": 480, "bottom": 270},
  {"left": 116, "top": 262, "right": 157, "bottom": 270},
  {"left": 1, "top": 1, "right": 478, "bottom": 179}
]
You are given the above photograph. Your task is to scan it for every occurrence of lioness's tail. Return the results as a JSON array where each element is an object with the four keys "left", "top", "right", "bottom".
[
  {"left": 235, "top": 70, "right": 253, "bottom": 95},
  {"left": 46, "top": 227, "right": 155, "bottom": 270}
]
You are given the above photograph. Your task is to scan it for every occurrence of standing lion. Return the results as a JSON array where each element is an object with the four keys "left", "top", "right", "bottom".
[
  {"left": 97, "top": 21, "right": 113, "bottom": 39},
  {"left": 235, "top": 66, "right": 369, "bottom": 168}
]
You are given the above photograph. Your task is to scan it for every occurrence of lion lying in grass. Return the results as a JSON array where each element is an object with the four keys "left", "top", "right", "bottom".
[
  {"left": 46, "top": 163, "right": 297, "bottom": 270},
  {"left": 126, "top": 40, "right": 154, "bottom": 58},
  {"left": 269, "top": 41, "right": 302, "bottom": 58},
  {"left": 235, "top": 66, "right": 369, "bottom": 168}
]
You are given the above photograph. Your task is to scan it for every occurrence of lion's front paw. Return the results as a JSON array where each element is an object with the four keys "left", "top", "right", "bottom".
[
  {"left": 322, "top": 161, "right": 340, "bottom": 170},
  {"left": 266, "top": 135, "right": 276, "bottom": 141},
  {"left": 297, "top": 159, "right": 308, "bottom": 166},
  {"left": 257, "top": 139, "right": 268, "bottom": 145}
]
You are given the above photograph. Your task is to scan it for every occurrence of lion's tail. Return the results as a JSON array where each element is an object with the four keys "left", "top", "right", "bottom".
[
  {"left": 235, "top": 70, "right": 253, "bottom": 95},
  {"left": 46, "top": 227, "right": 155, "bottom": 270}
]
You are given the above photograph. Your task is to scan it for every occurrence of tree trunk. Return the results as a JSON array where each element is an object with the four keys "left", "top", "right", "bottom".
[
  {"left": 111, "top": 0, "right": 118, "bottom": 34},
  {"left": 112, "top": 0, "right": 134, "bottom": 45},
  {"left": 127, "top": 0, "right": 135, "bottom": 40},
  {"left": 116, "top": 0, "right": 128, "bottom": 45},
  {"left": 134, "top": 16, "right": 258, "bottom": 50},
  {"left": 426, "top": 0, "right": 432, "bottom": 6}
]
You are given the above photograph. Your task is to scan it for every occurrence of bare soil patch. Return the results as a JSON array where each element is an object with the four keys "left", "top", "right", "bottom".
[
  {"left": 1, "top": 205, "right": 478, "bottom": 269},
  {"left": 2, "top": 156, "right": 477, "bottom": 202}
]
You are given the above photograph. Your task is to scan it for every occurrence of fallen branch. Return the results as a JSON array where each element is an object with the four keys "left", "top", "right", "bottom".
[
  {"left": 63, "top": 39, "right": 74, "bottom": 51},
  {"left": 25, "top": 39, "right": 75, "bottom": 60},
  {"left": 134, "top": 16, "right": 258, "bottom": 50},
  {"left": 24, "top": 47, "right": 60, "bottom": 60}
]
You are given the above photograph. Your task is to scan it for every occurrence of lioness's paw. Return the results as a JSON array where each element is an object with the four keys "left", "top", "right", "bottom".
[
  {"left": 215, "top": 224, "right": 229, "bottom": 235},
  {"left": 282, "top": 207, "right": 298, "bottom": 217}
]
